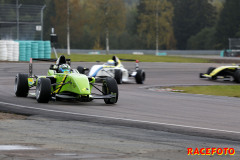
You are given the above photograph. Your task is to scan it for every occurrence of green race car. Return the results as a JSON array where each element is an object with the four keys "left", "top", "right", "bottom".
[
  {"left": 15, "top": 55, "right": 118, "bottom": 104},
  {"left": 199, "top": 65, "right": 240, "bottom": 83}
]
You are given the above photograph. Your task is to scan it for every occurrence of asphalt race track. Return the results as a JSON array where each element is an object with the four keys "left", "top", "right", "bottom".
[
  {"left": 1, "top": 61, "right": 240, "bottom": 159},
  {"left": 1, "top": 62, "right": 240, "bottom": 137}
]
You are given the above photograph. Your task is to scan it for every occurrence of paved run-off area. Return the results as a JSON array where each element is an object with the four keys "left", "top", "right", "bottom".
[{"left": 0, "top": 116, "right": 240, "bottom": 160}]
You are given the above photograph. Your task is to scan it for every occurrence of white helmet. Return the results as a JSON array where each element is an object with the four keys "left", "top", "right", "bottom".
[{"left": 107, "top": 59, "right": 115, "bottom": 66}]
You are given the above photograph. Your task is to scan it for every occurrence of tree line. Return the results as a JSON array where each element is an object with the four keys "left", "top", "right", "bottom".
[{"left": 2, "top": 0, "right": 240, "bottom": 50}]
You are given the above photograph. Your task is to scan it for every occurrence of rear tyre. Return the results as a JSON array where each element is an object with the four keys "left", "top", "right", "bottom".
[
  {"left": 77, "top": 66, "right": 85, "bottom": 74},
  {"left": 36, "top": 78, "right": 51, "bottom": 103},
  {"left": 102, "top": 77, "right": 118, "bottom": 104},
  {"left": 15, "top": 73, "right": 29, "bottom": 97},
  {"left": 211, "top": 76, "right": 217, "bottom": 80},
  {"left": 135, "top": 69, "right": 145, "bottom": 84},
  {"left": 114, "top": 69, "right": 122, "bottom": 84},
  {"left": 207, "top": 67, "right": 215, "bottom": 74},
  {"left": 234, "top": 70, "right": 240, "bottom": 83}
]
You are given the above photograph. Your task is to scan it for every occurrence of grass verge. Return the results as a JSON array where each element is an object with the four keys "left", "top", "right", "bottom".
[
  {"left": 54, "top": 53, "right": 212, "bottom": 63},
  {"left": 172, "top": 85, "right": 240, "bottom": 98}
]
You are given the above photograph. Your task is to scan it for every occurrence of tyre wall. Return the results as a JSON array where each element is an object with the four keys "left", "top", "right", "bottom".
[{"left": 0, "top": 40, "right": 51, "bottom": 61}]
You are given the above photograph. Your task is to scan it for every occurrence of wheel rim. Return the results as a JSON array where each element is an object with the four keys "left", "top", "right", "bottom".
[
  {"left": 36, "top": 82, "right": 41, "bottom": 99},
  {"left": 14, "top": 76, "right": 18, "bottom": 93},
  {"left": 103, "top": 83, "right": 108, "bottom": 95},
  {"left": 120, "top": 73, "right": 122, "bottom": 83},
  {"left": 142, "top": 72, "right": 145, "bottom": 81}
]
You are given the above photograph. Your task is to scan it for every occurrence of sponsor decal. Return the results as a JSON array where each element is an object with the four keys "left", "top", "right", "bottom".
[
  {"left": 81, "top": 88, "right": 89, "bottom": 91},
  {"left": 103, "top": 66, "right": 115, "bottom": 68},
  {"left": 28, "top": 78, "right": 34, "bottom": 85}
]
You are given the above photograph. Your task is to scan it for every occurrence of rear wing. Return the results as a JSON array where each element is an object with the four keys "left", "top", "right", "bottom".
[
  {"left": 29, "top": 58, "right": 71, "bottom": 77},
  {"left": 31, "top": 58, "right": 71, "bottom": 62},
  {"left": 119, "top": 58, "right": 136, "bottom": 62},
  {"left": 119, "top": 58, "right": 140, "bottom": 69}
]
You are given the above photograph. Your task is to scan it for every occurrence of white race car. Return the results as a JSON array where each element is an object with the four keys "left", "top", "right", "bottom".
[{"left": 85, "top": 56, "right": 145, "bottom": 84}]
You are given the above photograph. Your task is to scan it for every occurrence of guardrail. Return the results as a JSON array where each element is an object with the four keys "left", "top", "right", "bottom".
[{"left": 55, "top": 49, "right": 221, "bottom": 55}]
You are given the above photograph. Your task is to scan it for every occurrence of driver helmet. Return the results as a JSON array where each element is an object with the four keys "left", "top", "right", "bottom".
[
  {"left": 107, "top": 59, "right": 115, "bottom": 66},
  {"left": 59, "top": 64, "right": 71, "bottom": 73}
]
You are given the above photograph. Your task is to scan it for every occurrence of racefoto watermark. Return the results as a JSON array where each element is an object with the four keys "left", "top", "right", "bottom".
[{"left": 187, "top": 148, "right": 235, "bottom": 156}]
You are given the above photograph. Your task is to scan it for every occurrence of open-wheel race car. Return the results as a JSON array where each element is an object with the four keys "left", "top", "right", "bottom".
[
  {"left": 15, "top": 55, "right": 118, "bottom": 104},
  {"left": 199, "top": 65, "right": 240, "bottom": 83},
  {"left": 78, "top": 56, "right": 145, "bottom": 84}
]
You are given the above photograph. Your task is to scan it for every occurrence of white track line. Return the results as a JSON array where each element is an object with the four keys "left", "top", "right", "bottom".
[{"left": 1, "top": 101, "right": 240, "bottom": 135}]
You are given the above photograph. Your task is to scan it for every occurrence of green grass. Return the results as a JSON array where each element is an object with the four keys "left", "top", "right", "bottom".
[
  {"left": 172, "top": 85, "right": 240, "bottom": 97},
  {"left": 53, "top": 53, "right": 212, "bottom": 63}
]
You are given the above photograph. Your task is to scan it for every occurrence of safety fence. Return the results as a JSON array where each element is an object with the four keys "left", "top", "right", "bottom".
[
  {"left": 0, "top": 40, "right": 51, "bottom": 61},
  {"left": 0, "top": 4, "right": 45, "bottom": 40}
]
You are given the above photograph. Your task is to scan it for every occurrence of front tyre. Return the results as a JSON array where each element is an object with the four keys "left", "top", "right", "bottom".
[
  {"left": 36, "top": 78, "right": 51, "bottom": 103},
  {"left": 114, "top": 69, "right": 122, "bottom": 84},
  {"left": 15, "top": 73, "right": 29, "bottom": 97},
  {"left": 77, "top": 66, "right": 85, "bottom": 74},
  {"left": 102, "top": 77, "right": 118, "bottom": 104},
  {"left": 207, "top": 67, "right": 215, "bottom": 75},
  {"left": 135, "top": 69, "right": 145, "bottom": 84}
]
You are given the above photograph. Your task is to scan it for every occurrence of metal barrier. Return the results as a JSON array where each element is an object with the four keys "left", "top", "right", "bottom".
[{"left": 55, "top": 49, "right": 221, "bottom": 55}]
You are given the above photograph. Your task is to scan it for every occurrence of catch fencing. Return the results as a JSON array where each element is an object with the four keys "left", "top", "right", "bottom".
[{"left": 0, "top": 3, "right": 45, "bottom": 40}]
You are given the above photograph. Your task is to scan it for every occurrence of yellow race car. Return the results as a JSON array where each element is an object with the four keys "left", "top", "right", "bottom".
[{"left": 199, "top": 65, "right": 240, "bottom": 83}]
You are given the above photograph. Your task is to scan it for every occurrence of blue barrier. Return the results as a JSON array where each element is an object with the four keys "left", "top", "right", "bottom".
[
  {"left": 16, "top": 41, "right": 51, "bottom": 61},
  {"left": 156, "top": 52, "right": 167, "bottom": 56}
]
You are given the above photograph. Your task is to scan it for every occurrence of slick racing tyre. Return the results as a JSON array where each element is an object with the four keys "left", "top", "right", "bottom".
[
  {"left": 135, "top": 69, "right": 145, "bottom": 84},
  {"left": 36, "top": 78, "right": 51, "bottom": 103},
  {"left": 102, "top": 77, "right": 118, "bottom": 104},
  {"left": 234, "top": 70, "right": 240, "bottom": 83},
  {"left": 207, "top": 67, "right": 215, "bottom": 75},
  {"left": 114, "top": 69, "right": 123, "bottom": 84},
  {"left": 211, "top": 76, "right": 217, "bottom": 80},
  {"left": 15, "top": 73, "right": 29, "bottom": 97},
  {"left": 77, "top": 66, "right": 85, "bottom": 74}
]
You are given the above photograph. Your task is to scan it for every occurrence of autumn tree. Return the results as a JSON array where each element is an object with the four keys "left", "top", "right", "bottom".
[
  {"left": 215, "top": 0, "right": 240, "bottom": 49},
  {"left": 172, "top": 0, "right": 216, "bottom": 49},
  {"left": 45, "top": 0, "right": 89, "bottom": 48},
  {"left": 48, "top": 0, "right": 67, "bottom": 48},
  {"left": 68, "top": 0, "right": 91, "bottom": 49},
  {"left": 187, "top": 27, "right": 216, "bottom": 49},
  {"left": 137, "top": 0, "right": 176, "bottom": 50},
  {"left": 86, "top": 0, "right": 126, "bottom": 53}
]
